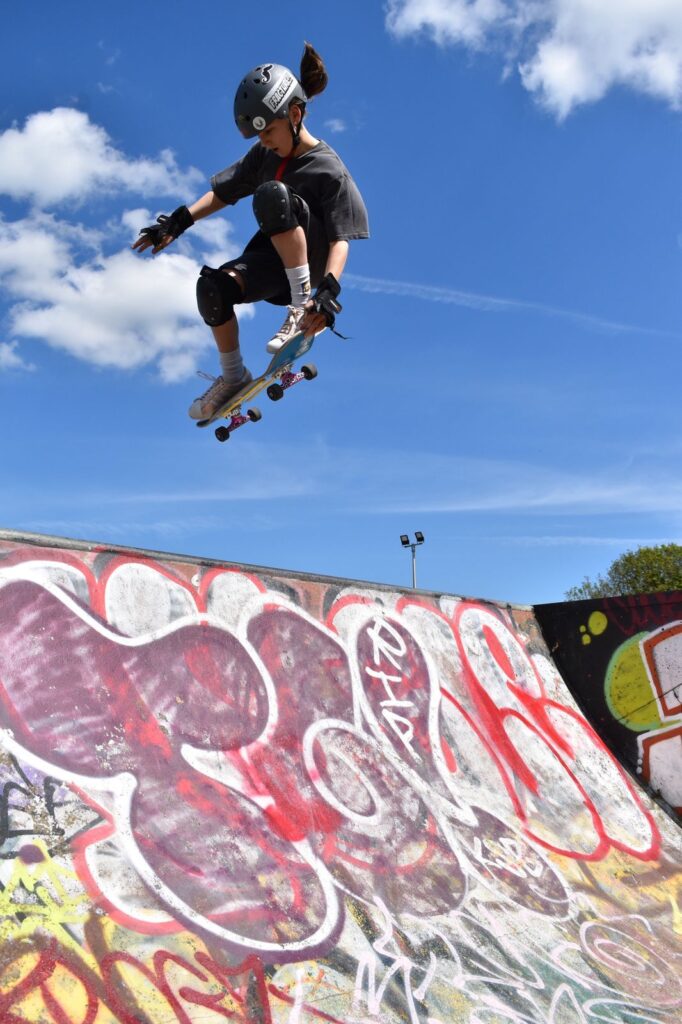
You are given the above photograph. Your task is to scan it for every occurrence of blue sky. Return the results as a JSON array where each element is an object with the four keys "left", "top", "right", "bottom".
[{"left": 1, "top": 0, "right": 680, "bottom": 603}]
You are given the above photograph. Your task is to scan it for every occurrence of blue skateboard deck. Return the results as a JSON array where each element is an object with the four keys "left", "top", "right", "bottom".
[{"left": 197, "top": 328, "right": 321, "bottom": 440}]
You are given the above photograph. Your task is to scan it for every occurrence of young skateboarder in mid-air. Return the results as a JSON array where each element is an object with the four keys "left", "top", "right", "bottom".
[{"left": 133, "top": 43, "right": 369, "bottom": 420}]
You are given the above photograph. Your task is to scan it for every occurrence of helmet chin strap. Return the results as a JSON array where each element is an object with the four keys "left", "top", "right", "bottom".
[{"left": 287, "top": 107, "right": 305, "bottom": 155}]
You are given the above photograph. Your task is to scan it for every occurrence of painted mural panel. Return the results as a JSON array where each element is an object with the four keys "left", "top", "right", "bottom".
[
  {"left": 0, "top": 533, "right": 680, "bottom": 1023},
  {"left": 536, "top": 592, "right": 682, "bottom": 821}
]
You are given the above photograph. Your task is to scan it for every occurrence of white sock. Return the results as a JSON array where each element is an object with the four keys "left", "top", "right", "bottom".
[
  {"left": 219, "top": 349, "right": 245, "bottom": 385},
  {"left": 285, "top": 264, "right": 311, "bottom": 308}
]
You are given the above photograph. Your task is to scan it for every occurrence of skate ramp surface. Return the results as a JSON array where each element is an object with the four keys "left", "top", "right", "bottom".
[
  {"left": 0, "top": 529, "right": 680, "bottom": 1024},
  {"left": 537, "top": 592, "right": 682, "bottom": 822}
]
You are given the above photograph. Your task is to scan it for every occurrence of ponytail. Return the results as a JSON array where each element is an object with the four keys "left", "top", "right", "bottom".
[{"left": 300, "top": 42, "right": 328, "bottom": 100}]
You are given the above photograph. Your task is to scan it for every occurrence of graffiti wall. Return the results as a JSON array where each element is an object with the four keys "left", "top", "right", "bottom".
[
  {"left": 536, "top": 592, "right": 682, "bottom": 821},
  {"left": 0, "top": 532, "right": 680, "bottom": 1024}
]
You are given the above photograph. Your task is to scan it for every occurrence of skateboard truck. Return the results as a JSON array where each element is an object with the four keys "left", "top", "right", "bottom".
[
  {"left": 267, "top": 363, "right": 318, "bottom": 401},
  {"left": 214, "top": 406, "right": 262, "bottom": 442}
]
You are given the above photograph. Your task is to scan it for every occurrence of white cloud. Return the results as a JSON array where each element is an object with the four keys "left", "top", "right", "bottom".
[
  {"left": 122, "top": 207, "right": 242, "bottom": 267},
  {"left": 324, "top": 118, "right": 348, "bottom": 133},
  {"left": 386, "top": 0, "right": 509, "bottom": 48},
  {"left": 189, "top": 214, "right": 242, "bottom": 267},
  {"left": 0, "top": 107, "right": 203, "bottom": 207},
  {"left": 386, "top": 0, "right": 682, "bottom": 116},
  {"left": 0, "top": 107, "right": 255, "bottom": 381},
  {"left": 0, "top": 212, "right": 252, "bottom": 382},
  {"left": 0, "top": 340, "right": 34, "bottom": 371}
]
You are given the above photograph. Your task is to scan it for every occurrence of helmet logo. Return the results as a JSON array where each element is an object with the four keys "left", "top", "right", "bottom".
[
  {"left": 258, "top": 64, "right": 273, "bottom": 84},
  {"left": 253, "top": 115, "right": 266, "bottom": 131},
  {"left": 263, "top": 72, "right": 296, "bottom": 113}
]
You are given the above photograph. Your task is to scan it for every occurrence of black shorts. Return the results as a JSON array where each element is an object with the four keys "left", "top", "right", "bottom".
[{"left": 220, "top": 194, "right": 328, "bottom": 307}]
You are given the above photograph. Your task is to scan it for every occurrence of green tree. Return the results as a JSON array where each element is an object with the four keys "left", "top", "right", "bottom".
[{"left": 565, "top": 543, "right": 682, "bottom": 600}]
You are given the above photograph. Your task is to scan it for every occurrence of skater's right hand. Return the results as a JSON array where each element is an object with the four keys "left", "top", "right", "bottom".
[
  {"left": 132, "top": 205, "right": 194, "bottom": 255},
  {"left": 132, "top": 230, "right": 174, "bottom": 254}
]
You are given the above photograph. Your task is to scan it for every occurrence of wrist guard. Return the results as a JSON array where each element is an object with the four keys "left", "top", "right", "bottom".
[
  {"left": 312, "top": 273, "right": 342, "bottom": 328},
  {"left": 138, "top": 205, "right": 194, "bottom": 247}
]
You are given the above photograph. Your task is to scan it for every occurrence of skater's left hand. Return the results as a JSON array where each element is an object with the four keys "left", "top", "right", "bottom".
[
  {"left": 300, "top": 301, "right": 328, "bottom": 338},
  {"left": 301, "top": 273, "right": 342, "bottom": 337}
]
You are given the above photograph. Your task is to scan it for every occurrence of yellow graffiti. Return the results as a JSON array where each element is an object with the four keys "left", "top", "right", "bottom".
[
  {"left": 670, "top": 892, "right": 682, "bottom": 935},
  {"left": 580, "top": 612, "right": 609, "bottom": 646},
  {"left": 588, "top": 611, "right": 608, "bottom": 636},
  {"left": 0, "top": 950, "right": 119, "bottom": 1024},
  {"left": 604, "top": 633, "right": 664, "bottom": 731},
  {"left": 0, "top": 840, "right": 93, "bottom": 957}
]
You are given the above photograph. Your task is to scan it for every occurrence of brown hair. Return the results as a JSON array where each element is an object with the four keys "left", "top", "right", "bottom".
[{"left": 299, "top": 42, "right": 328, "bottom": 101}]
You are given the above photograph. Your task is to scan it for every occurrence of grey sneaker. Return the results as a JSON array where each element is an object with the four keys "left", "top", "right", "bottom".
[
  {"left": 266, "top": 305, "right": 307, "bottom": 354},
  {"left": 188, "top": 369, "right": 253, "bottom": 420}
]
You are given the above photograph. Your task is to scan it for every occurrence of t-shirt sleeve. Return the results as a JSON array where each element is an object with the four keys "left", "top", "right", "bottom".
[
  {"left": 320, "top": 171, "right": 370, "bottom": 242},
  {"left": 211, "top": 145, "right": 264, "bottom": 205}
]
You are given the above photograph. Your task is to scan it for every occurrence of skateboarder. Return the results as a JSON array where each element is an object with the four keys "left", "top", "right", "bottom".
[{"left": 133, "top": 43, "right": 369, "bottom": 420}]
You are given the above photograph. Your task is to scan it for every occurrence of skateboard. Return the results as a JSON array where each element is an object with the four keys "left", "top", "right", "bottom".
[{"left": 196, "top": 328, "right": 321, "bottom": 442}]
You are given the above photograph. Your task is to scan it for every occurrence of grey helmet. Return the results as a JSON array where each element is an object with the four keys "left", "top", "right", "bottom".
[{"left": 234, "top": 63, "right": 307, "bottom": 138}]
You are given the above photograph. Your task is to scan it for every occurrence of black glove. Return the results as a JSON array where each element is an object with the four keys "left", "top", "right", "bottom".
[
  {"left": 137, "top": 205, "right": 194, "bottom": 248},
  {"left": 312, "top": 273, "right": 342, "bottom": 328}
]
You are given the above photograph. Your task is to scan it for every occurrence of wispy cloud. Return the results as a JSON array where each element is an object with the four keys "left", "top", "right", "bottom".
[
  {"left": 324, "top": 118, "right": 347, "bottom": 133},
  {"left": 365, "top": 472, "right": 682, "bottom": 516},
  {"left": 483, "top": 535, "right": 682, "bottom": 549},
  {"left": 78, "top": 479, "right": 313, "bottom": 505},
  {"left": 343, "top": 273, "right": 677, "bottom": 339},
  {"left": 0, "top": 340, "right": 34, "bottom": 371},
  {"left": 97, "top": 41, "right": 121, "bottom": 67},
  {"left": 36, "top": 441, "right": 682, "bottom": 517},
  {"left": 19, "top": 514, "right": 281, "bottom": 542},
  {"left": 7, "top": 435, "right": 682, "bottom": 528}
]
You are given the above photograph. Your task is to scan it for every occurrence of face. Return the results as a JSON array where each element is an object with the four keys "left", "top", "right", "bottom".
[{"left": 256, "top": 108, "right": 301, "bottom": 156}]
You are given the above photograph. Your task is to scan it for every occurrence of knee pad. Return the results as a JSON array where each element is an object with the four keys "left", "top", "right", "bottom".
[
  {"left": 196, "top": 266, "right": 242, "bottom": 326},
  {"left": 252, "top": 181, "right": 304, "bottom": 237}
]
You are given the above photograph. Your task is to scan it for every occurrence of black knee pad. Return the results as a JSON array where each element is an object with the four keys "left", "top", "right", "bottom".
[
  {"left": 252, "top": 181, "right": 305, "bottom": 237},
  {"left": 196, "top": 266, "right": 242, "bottom": 326}
]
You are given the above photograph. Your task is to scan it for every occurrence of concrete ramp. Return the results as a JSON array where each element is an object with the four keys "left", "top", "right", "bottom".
[
  {"left": 0, "top": 530, "right": 680, "bottom": 1023},
  {"left": 537, "top": 593, "right": 682, "bottom": 823}
]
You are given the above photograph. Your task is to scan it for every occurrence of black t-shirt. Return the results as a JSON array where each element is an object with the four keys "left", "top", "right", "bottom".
[{"left": 211, "top": 141, "right": 370, "bottom": 243}]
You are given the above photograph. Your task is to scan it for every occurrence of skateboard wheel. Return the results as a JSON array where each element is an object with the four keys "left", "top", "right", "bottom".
[
  {"left": 247, "top": 407, "right": 262, "bottom": 422},
  {"left": 301, "top": 363, "right": 317, "bottom": 380},
  {"left": 215, "top": 426, "right": 230, "bottom": 442},
  {"left": 267, "top": 383, "right": 284, "bottom": 401}
]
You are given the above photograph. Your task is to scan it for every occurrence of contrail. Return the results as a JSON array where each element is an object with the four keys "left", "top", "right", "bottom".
[{"left": 343, "top": 273, "right": 676, "bottom": 339}]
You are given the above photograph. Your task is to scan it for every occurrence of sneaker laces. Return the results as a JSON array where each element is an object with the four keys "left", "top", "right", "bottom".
[
  {"left": 195, "top": 371, "right": 227, "bottom": 400},
  {"left": 271, "top": 305, "right": 304, "bottom": 343}
]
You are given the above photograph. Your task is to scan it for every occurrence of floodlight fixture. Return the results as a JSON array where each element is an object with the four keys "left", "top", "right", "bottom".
[{"left": 399, "top": 531, "right": 426, "bottom": 589}]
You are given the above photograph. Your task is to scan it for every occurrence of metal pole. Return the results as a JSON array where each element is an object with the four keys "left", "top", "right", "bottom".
[{"left": 411, "top": 544, "right": 417, "bottom": 589}]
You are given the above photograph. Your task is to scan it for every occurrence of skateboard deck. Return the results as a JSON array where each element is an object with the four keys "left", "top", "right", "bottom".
[{"left": 196, "top": 328, "right": 320, "bottom": 442}]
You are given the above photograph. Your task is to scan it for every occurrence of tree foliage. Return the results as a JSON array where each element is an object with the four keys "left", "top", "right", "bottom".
[{"left": 565, "top": 543, "right": 682, "bottom": 600}]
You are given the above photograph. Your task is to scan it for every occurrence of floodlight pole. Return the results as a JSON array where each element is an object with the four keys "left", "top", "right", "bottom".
[{"left": 400, "top": 532, "right": 425, "bottom": 589}]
